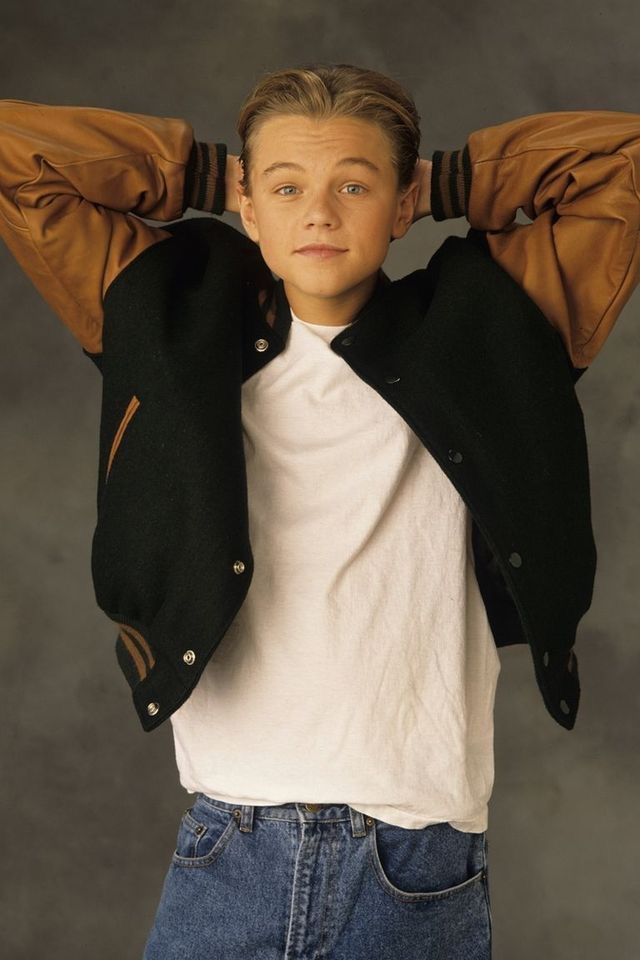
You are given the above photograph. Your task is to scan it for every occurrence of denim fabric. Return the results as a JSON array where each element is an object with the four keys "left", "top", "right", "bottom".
[{"left": 143, "top": 793, "right": 493, "bottom": 959}]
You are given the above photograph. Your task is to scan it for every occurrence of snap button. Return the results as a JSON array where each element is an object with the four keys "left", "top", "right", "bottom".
[
  {"left": 183, "top": 649, "right": 196, "bottom": 665},
  {"left": 147, "top": 702, "right": 159, "bottom": 716},
  {"left": 448, "top": 450, "right": 463, "bottom": 463},
  {"left": 508, "top": 552, "right": 522, "bottom": 568},
  {"left": 233, "top": 560, "right": 245, "bottom": 574},
  {"left": 560, "top": 699, "right": 571, "bottom": 715},
  {"left": 341, "top": 335, "right": 355, "bottom": 346},
  {"left": 254, "top": 338, "right": 269, "bottom": 352}
]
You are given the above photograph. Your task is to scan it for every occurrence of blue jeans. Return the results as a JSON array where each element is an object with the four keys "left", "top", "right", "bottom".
[{"left": 143, "top": 793, "right": 493, "bottom": 959}]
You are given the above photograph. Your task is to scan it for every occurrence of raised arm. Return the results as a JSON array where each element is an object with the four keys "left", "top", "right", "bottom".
[
  {"left": 428, "top": 109, "right": 640, "bottom": 369},
  {"left": 0, "top": 99, "right": 226, "bottom": 354}
]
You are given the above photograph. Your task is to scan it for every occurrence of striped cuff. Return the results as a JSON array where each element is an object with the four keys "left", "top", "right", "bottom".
[
  {"left": 182, "top": 140, "right": 227, "bottom": 215},
  {"left": 430, "top": 144, "right": 471, "bottom": 221}
]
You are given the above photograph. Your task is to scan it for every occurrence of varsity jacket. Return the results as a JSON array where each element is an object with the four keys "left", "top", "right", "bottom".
[{"left": 1, "top": 100, "right": 639, "bottom": 733}]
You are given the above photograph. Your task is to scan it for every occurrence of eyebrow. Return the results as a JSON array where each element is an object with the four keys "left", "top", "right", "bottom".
[{"left": 261, "top": 157, "right": 381, "bottom": 178}]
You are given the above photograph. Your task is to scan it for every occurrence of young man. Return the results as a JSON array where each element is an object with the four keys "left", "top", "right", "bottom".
[{"left": 1, "top": 65, "right": 639, "bottom": 958}]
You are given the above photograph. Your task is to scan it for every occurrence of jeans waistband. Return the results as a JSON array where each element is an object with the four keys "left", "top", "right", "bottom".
[{"left": 194, "top": 792, "right": 369, "bottom": 837}]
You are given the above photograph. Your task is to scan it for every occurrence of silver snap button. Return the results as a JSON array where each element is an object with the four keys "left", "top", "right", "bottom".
[
  {"left": 147, "top": 701, "right": 159, "bottom": 716},
  {"left": 543, "top": 651, "right": 549, "bottom": 668},
  {"left": 560, "top": 699, "right": 570, "bottom": 715},
  {"left": 341, "top": 335, "right": 355, "bottom": 346},
  {"left": 233, "top": 560, "right": 245, "bottom": 574},
  {"left": 255, "top": 338, "right": 269, "bottom": 352},
  {"left": 508, "top": 552, "right": 522, "bottom": 568},
  {"left": 448, "top": 450, "right": 463, "bottom": 463},
  {"left": 183, "top": 649, "right": 196, "bottom": 665}
]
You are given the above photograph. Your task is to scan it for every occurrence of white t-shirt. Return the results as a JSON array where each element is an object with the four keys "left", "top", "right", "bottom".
[{"left": 169, "top": 305, "right": 501, "bottom": 832}]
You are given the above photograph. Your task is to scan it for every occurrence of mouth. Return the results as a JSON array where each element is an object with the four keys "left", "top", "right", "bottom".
[{"left": 295, "top": 246, "right": 347, "bottom": 259}]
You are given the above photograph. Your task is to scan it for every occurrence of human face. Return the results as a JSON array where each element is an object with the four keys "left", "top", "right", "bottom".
[{"left": 237, "top": 115, "right": 419, "bottom": 325}]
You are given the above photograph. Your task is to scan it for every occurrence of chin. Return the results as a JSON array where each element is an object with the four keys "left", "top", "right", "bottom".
[
  {"left": 290, "top": 275, "right": 356, "bottom": 299},
  {"left": 293, "top": 262, "right": 378, "bottom": 289}
]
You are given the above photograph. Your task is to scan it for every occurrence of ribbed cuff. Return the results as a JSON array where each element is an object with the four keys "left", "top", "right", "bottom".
[
  {"left": 430, "top": 144, "right": 471, "bottom": 221},
  {"left": 182, "top": 140, "right": 227, "bottom": 215}
]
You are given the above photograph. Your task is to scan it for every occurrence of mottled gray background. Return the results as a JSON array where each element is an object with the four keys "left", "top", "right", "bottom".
[{"left": 1, "top": 0, "right": 639, "bottom": 957}]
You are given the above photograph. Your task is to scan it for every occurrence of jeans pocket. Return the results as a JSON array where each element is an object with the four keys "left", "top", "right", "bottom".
[
  {"left": 172, "top": 795, "right": 239, "bottom": 868},
  {"left": 368, "top": 819, "right": 487, "bottom": 902}
]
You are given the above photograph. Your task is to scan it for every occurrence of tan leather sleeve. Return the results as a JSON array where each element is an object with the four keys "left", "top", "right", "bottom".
[
  {"left": 431, "top": 110, "right": 640, "bottom": 368},
  {"left": 0, "top": 99, "right": 216, "bottom": 354}
]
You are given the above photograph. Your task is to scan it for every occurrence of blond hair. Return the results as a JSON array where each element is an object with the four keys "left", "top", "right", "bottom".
[{"left": 236, "top": 62, "right": 421, "bottom": 196}]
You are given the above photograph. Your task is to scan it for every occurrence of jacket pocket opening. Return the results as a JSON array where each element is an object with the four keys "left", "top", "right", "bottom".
[{"left": 106, "top": 394, "right": 140, "bottom": 483}]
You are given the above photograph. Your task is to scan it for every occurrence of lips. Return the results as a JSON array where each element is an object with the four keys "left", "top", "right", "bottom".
[
  {"left": 296, "top": 245, "right": 347, "bottom": 259},
  {"left": 296, "top": 245, "right": 346, "bottom": 252}
]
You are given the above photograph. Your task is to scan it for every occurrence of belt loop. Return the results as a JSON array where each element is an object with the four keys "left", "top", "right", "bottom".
[
  {"left": 349, "top": 806, "right": 368, "bottom": 838},
  {"left": 238, "top": 804, "right": 255, "bottom": 833}
]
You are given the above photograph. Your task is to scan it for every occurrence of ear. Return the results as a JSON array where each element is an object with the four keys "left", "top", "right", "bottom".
[
  {"left": 390, "top": 179, "right": 421, "bottom": 241},
  {"left": 237, "top": 186, "right": 260, "bottom": 243}
]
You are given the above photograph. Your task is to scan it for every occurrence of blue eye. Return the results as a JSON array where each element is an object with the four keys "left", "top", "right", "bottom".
[{"left": 275, "top": 183, "right": 366, "bottom": 196}]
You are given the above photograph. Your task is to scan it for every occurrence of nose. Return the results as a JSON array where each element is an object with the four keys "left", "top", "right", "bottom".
[{"left": 302, "top": 188, "right": 340, "bottom": 227}]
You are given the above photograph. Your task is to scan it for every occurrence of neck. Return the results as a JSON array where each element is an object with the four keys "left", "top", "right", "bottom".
[{"left": 283, "top": 270, "right": 380, "bottom": 326}]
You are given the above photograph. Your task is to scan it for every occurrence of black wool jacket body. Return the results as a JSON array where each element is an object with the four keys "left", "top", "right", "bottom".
[{"left": 1, "top": 100, "right": 639, "bottom": 731}]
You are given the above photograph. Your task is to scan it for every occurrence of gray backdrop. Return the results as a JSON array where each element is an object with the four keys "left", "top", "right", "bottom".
[{"left": 1, "top": 1, "right": 639, "bottom": 957}]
